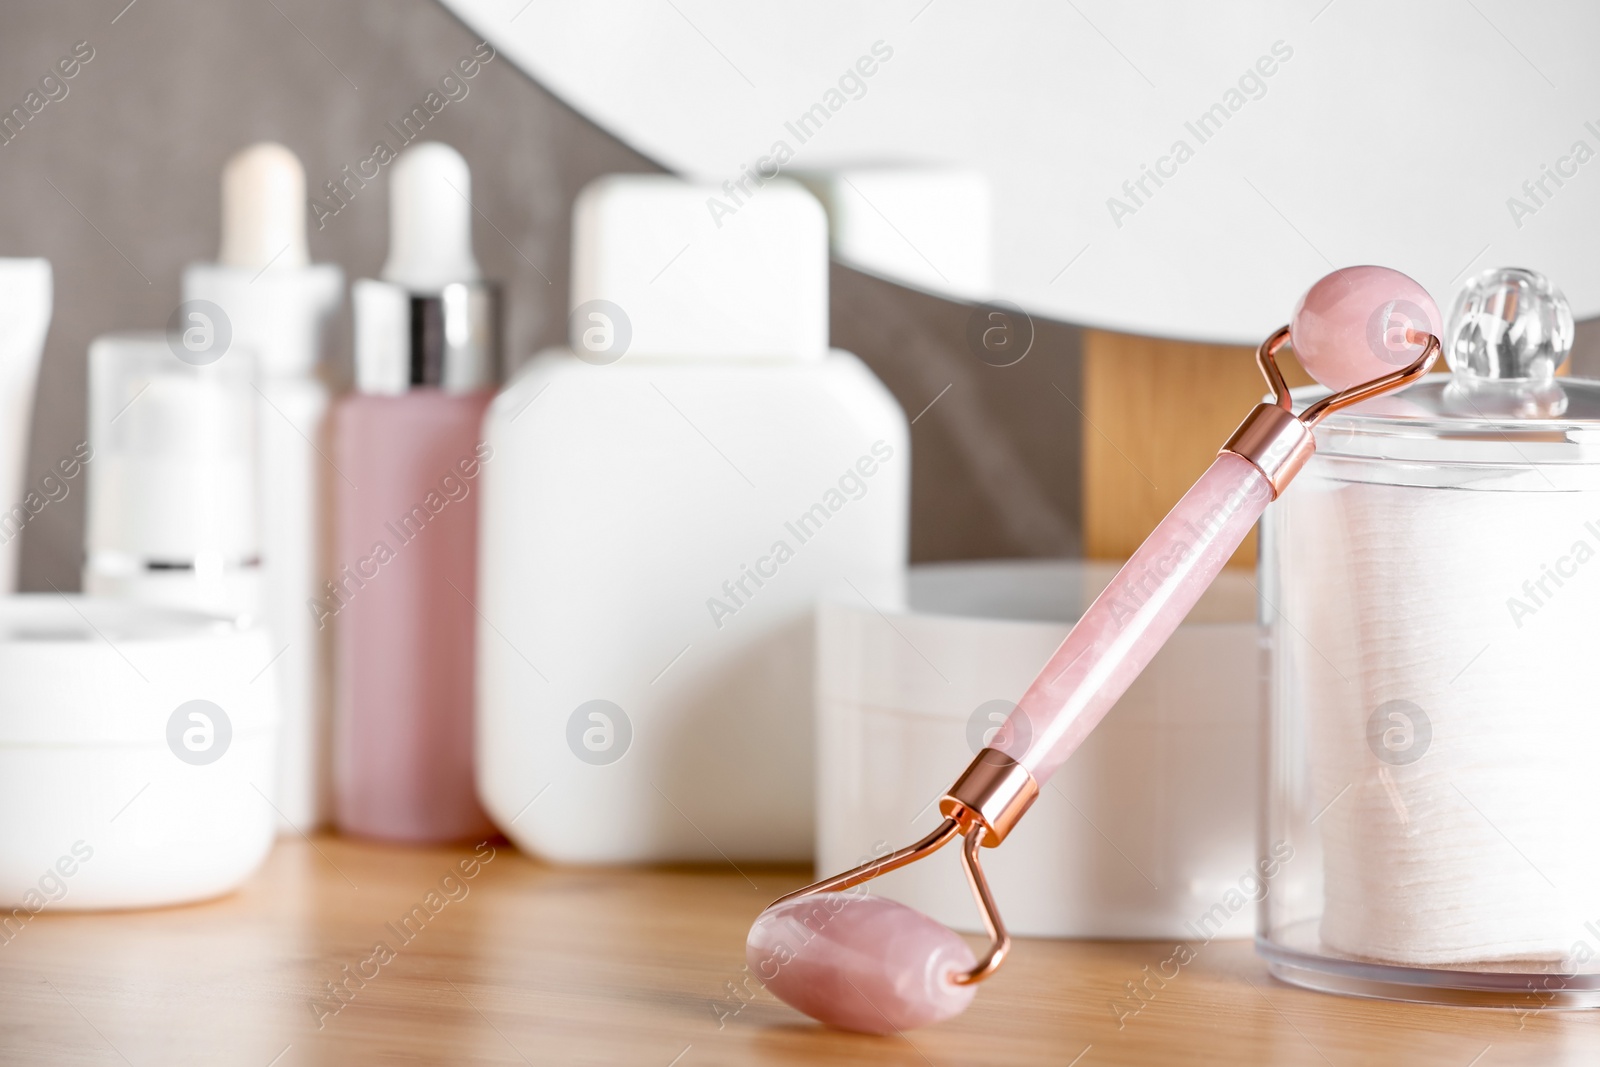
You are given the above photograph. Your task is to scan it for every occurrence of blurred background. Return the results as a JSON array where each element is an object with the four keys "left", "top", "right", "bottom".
[
  {"left": 7, "top": 0, "right": 1600, "bottom": 589},
  {"left": 1, "top": 0, "right": 1090, "bottom": 589}
]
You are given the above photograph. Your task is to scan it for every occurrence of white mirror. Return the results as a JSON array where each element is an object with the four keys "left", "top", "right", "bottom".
[{"left": 443, "top": 0, "right": 1600, "bottom": 342}]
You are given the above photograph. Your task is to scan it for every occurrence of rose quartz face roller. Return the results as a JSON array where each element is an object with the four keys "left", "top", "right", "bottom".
[{"left": 746, "top": 265, "right": 1444, "bottom": 1034}]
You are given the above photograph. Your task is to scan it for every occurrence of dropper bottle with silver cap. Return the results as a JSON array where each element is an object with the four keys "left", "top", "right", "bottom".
[{"left": 331, "top": 141, "right": 499, "bottom": 844}]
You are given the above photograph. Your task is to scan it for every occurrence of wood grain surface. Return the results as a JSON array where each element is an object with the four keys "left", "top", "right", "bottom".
[{"left": 2, "top": 836, "right": 1598, "bottom": 1065}]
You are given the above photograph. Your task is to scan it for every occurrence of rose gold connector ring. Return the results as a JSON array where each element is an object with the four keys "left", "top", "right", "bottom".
[{"left": 1222, "top": 325, "right": 1441, "bottom": 495}]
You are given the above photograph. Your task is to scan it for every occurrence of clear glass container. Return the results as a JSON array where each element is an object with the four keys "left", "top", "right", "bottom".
[{"left": 1259, "top": 368, "right": 1600, "bottom": 1007}]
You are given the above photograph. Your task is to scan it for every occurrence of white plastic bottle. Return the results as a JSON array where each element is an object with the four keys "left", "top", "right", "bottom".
[
  {"left": 182, "top": 143, "right": 343, "bottom": 831},
  {"left": 477, "top": 175, "right": 909, "bottom": 864},
  {"left": 83, "top": 333, "right": 262, "bottom": 617}
]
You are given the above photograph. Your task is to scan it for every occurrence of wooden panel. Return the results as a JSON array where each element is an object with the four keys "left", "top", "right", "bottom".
[
  {"left": 0, "top": 836, "right": 1590, "bottom": 1064},
  {"left": 1082, "top": 328, "right": 1313, "bottom": 569}
]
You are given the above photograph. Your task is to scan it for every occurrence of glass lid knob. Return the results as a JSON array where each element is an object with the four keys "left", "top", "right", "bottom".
[{"left": 1445, "top": 267, "right": 1574, "bottom": 416}]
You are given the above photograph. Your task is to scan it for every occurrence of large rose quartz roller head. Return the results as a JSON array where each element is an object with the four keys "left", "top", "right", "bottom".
[
  {"left": 747, "top": 892, "right": 976, "bottom": 1034},
  {"left": 745, "top": 819, "right": 999, "bottom": 1034},
  {"left": 747, "top": 268, "right": 1441, "bottom": 1034}
]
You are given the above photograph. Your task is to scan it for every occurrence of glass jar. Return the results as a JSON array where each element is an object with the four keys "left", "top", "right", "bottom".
[{"left": 1258, "top": 370, "right": 1600, "bottom": 1007}]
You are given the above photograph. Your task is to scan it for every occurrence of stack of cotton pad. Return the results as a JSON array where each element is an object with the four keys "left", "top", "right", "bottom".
[{"left": 1289, "top": 470, "right": 1600, "bottom": 966}]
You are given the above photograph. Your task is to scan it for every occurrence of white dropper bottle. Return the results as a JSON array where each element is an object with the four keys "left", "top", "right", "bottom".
[
  {"left": 220, "top": 142, "right": 310, "bottom": 271},
  {"left": 183, "top": 142, "right": 345, "bottom": 833}
]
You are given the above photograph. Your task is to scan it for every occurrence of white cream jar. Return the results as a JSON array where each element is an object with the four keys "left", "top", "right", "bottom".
[{"left": 0, "top": 596, "right": 278, "bottom": 912}]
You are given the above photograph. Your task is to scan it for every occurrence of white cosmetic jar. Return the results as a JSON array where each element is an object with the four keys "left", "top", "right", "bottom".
[
  {"left": 817, "top": 560, "right": 1260, "bottom": 939},
  {"left": 0, "top": 596, "right": 278, "bottom": 911}
]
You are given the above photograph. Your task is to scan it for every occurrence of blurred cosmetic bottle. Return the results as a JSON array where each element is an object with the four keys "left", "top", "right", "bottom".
[
  {"left": 331, "top": 142, "right": 498, "bottom": 843},
  {"left": 477, "top": 175, "right": 909, "bottom": 863},
  {"left": 84, "top": 333, "right": 261, "bottom": 620},
  {"left": 0, "top": 258, "right": 50, "bottom": 595},
  {"left": 183, "top": 143, "right": 343, "bottom": 831}
]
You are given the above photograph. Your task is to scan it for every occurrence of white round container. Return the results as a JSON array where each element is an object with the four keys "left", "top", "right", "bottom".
[
  {"left": 0, "top": 596, "right": 278, "bottom": 910},
  {"left": 817, "top": 560, "right": 1260, "bottom": 939}
]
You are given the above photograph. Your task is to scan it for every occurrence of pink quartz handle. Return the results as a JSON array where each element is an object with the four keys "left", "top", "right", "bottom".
[{"left": 992, "top": 452, "right": 1271, "bottom": 784}]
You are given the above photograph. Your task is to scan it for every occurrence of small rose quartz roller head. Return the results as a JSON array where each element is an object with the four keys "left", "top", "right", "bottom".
[{"left": 745, "top": 266, "right": 1442, "bottom": 1035}]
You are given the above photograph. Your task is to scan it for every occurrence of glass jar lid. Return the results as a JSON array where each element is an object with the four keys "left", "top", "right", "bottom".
[{"left": 1298, "top": 267, "right": 1600, "bottom": 469}]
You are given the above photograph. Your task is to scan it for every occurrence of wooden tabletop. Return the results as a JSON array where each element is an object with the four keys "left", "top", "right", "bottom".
[{"left": 3, "top": 836, "right": 1598, "bottom": 1066}]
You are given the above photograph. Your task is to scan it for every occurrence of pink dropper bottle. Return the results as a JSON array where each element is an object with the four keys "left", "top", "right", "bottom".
[
  {"left": 748, "top": 266, "right": 1445, "bottom": 1032},
  {"left": 330, "top": 142, "right": 498, "bottom": 843}
]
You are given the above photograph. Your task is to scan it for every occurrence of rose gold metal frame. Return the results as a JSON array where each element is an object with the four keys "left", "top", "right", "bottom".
[
  {"left": 769, "top": 747, "right": 1036, "bottom": 986},
  {"left": 766, "top": 324, "right": 1443, "bottom": 990},
  {"left": 769, "top": 818, "right": 1009, "bottom": 986},
  {"left": 771, "top": 818, "right": 961, "bottom": 907},
  {"left": 1221, "top": 325, "right": 1441, "bottom": 495},
  {"left": 953, "top": 826, "right": 1011, "bottom": 984}
]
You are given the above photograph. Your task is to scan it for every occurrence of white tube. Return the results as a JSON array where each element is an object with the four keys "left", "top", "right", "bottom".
[{"left": 0, "top": 259, "right": 52, "bottom": 594}]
